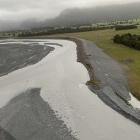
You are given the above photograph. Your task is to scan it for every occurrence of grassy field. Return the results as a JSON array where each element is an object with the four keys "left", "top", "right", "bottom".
[{"left": 61, "top": 28, "right": 140, "bottom": 100}]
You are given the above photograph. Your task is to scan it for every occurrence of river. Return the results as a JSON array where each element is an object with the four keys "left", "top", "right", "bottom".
[{"left": 0, "top": 39, "right": 139, "bottom": 140}]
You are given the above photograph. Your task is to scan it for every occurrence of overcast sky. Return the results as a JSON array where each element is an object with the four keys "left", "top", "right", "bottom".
[{"left": 0, "top": 0, "right": 140, "bottom": 22}]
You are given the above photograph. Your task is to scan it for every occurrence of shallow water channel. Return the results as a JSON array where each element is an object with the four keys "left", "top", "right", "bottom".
[{"left": 0, "top": 39, "right": 139, "bottom": 140}]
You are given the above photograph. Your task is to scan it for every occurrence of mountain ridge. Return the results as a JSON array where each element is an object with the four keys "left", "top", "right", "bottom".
[{"left": 46, "top": 2, "right": 140, "bottom": 27}]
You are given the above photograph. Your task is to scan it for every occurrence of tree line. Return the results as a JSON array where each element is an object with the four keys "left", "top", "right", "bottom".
[
  {"left": 115, "top": 24, "right": 137, "bottom": 30},
  {"left": 17, "top": 26, "right": 113, "bottom": 37}
]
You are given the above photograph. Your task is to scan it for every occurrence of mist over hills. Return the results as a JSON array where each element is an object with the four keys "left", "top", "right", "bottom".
[
  {"left": 0, "top": 2, "right": 140, "bottom": 31},
  {"left": 47, "top": 2, "right": 140, "bottom": 27}
]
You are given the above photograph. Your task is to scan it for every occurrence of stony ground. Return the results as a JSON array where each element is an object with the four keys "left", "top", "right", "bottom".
[{"left": 77, "top": 39, "right": 140, "bottom": 124}]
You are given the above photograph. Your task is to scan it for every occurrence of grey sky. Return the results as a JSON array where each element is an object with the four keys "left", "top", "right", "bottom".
[{"left": 0, "top": 0, "right": 140, "bottom": 21}]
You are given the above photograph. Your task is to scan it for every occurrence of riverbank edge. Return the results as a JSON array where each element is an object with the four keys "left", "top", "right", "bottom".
[
  {"left": 37, "top": 36, "right": 140, "bottom": 125},
  {"left": 75, "top": 38, "right": 140, "bottom": 125}
]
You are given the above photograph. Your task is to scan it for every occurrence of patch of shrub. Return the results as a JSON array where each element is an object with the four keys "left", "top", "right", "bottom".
[{"left": 113, "top": 33, "right": 140, "bottom": 50}]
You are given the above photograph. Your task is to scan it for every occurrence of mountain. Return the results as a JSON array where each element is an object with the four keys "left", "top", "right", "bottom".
[{"left": 0, "top": 2, "right": 140, "bottom": 31}]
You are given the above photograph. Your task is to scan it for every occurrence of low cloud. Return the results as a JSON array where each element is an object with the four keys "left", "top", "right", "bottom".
[{"left": 0, "top": 0, "right": 139, "bottom": 31}]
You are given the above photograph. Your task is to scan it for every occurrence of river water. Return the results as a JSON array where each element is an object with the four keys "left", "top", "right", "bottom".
[{"left": 0, "top": 39, "right": 139, "bottom": 140}]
